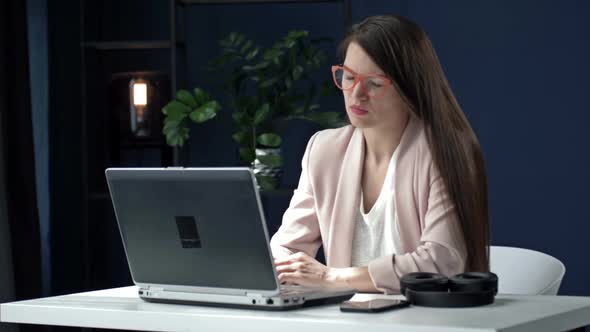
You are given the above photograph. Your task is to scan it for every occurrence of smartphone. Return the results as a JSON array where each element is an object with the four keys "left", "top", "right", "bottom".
[{"left": 339, "top": 299, "right": 410, "bottom": 313}]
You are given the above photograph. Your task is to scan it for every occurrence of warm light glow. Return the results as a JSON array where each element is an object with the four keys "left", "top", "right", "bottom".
[{"left": 133, "top": 83, "right": 147, "bottom": 106}]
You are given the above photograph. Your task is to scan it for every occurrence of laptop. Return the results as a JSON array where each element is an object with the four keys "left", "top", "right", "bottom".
[{"left": 105, "top": 167, "right": 355, "bottom": 310}]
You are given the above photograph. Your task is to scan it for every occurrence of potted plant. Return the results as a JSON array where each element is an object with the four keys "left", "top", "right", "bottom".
[
  {"left": 209, "top": 30, "right": 346, "bottom": 190},
  {"left": 161, "top": 88, "right": 221, "bottom": 147}
]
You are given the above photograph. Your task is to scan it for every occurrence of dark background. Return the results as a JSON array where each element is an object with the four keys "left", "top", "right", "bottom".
[{"left": 20, "top": 0, "right": 590, "bottom": 305}]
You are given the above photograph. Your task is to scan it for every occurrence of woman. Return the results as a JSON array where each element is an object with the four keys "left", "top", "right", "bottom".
[{"left": 270, "top": 14, "right": 489, "bottom": 294}]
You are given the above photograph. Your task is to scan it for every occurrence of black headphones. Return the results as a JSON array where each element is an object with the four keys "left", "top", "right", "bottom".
[{"left": 400, "top": 272, "right": 498, "bottom": 307}]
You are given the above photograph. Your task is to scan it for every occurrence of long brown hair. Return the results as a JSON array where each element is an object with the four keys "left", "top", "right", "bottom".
[{"left": 339, "top": 15, "right": 490, "bottom": 272}]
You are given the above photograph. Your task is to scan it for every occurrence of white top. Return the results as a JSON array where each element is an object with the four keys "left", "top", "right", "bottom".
[
  {"left": 3, "top": 286, "right": 590, "bottom": 332},
  {"left": 350, "top": 147, "right": 400, "bottom": 267}
]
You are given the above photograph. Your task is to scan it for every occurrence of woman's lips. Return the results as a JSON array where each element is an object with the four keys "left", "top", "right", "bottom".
[{"left": 350, "top": 106, "right": 369, "bottom": 116}]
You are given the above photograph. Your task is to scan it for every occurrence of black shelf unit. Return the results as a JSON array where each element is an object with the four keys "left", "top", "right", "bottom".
[
  {"left": 82, "top": 41, "right": 181, "bottom": 50},
  {"left": 79, "top": 0, "right": 183, "bottom": 291}
]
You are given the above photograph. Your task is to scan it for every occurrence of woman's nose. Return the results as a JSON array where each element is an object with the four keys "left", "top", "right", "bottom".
[{"left": 351, "top": 80, "right": 368, "bottom": 100}]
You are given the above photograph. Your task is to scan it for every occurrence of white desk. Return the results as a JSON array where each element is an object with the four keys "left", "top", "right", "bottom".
[{"left": 1, "top": 286, "right": 590, "bottom": 332}]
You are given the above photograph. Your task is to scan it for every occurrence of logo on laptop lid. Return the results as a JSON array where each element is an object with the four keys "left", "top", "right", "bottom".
[{"left": 175, "top": 216, "right": 201, "bottom": 248}]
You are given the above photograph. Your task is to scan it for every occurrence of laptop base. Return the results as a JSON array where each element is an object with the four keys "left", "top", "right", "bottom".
[{"left": 141, "top": 293, "right": 354, "bottom": 311}]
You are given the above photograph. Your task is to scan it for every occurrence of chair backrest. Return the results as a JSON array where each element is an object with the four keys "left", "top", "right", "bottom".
[{"left": 489, "top": 246, "right": 566, "bottom": 295}]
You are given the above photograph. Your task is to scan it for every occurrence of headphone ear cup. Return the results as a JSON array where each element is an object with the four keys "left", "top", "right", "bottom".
[
  {"left": 400, "top": 272, "right": 448, "bottom": 296},
  {"left": 449, "top": 272, "right": 498, "bottom": 294}
]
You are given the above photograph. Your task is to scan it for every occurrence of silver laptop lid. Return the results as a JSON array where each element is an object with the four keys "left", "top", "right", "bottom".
[{"left": 105, "top": 167, "right": 280, "bottom": 296}]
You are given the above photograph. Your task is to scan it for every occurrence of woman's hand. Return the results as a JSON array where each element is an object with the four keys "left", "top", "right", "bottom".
[
  {"left": 274, "top": 252, "right": 380, "bottom": 292},
  {"left": 274, "top": 252, "right": 345, "bottom": 288}
]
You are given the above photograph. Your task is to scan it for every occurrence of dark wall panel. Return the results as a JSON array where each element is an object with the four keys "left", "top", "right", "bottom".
[{"left": 403, "top": 0, "right": 590, "bottom": 295}]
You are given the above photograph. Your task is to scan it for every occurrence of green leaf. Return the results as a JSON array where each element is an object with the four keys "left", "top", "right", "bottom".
[
  {"left": 162, "top": 101, "right": 190, "bottom": 121},
  {"left": 257, "top": 154, "right": 283, "bottom": 167},
  {"left": 193, "top": 88, "right": 210, "bottom": 105},
  {"left": 176, "top": 89, "right": 197, "bottom": 108},
  {"left": 257, "top": 133, "right": 281, "bottom": 147},
  {"left": 190, "top": 109, "right": 216, "bottom": 123},
  {"left": 288, "top": 48, "right": 297, "bottom": 67},
  {"left": 228, "top": 32, "right": 238, "bottom": 45},
  {"left": 232, "top": 130, "right": 252, "bottom": 145},
  {"left": 234, "top": 34, "right": 245, "bottom": 47},
  {"left": 180, "top": 126, "right": 189, "bottom": 139},
  {"left": 243, "top": 60, "right": 268, "bottom": 71},
  {"left": 163, "top": 118, "right": 180, "bottom": 131},
  {"left": 312, "top": 50, "right": 325, "bottom": 66},
  {"left": 245, "top": 47, "right": 259, "bottom": 60},
  {"left": 287, "top": 30, "right": 308, "bottom": 40},
  {"left": 163, "top": 119, "right": 188, "bottom": 147},
  {"left": 256, "top": 174, "right": 278, "bottom": 191},
  {"left": 292, "top": 65, "right": 303, "bottom": 80},
  {"left": 162, "top": 86, "right": 221, "bottom": 146},
  {"left": 165, "top": 130, "right": 183, "bottom": 146},
  {"left": 284, "top": 40, "right": 296, "bottom": 48},
  {"left": 285, "top": 77, "right": 292, "bottom": 89},
  {"left": 166, "top": 134, "right": 182, "bottom": 147},
  {"left": 232, "top": 112, "right": 252, "bottom": 126},
  {"left": 242, "top": 64, "right": 260, "bottom": 72},
  {"left": 263, "top": 48, "right": 283, "bottom": 62},
  {"left": 239, "top": 147, "right": 256, "bottom": 163},
  {"left": 190, "top": 100, "right": 220, "bottom": 123},
  {"left": 253, "top": 103, "right": 270, "bottom": 125},
  {"left": 260, "top": 78, "right": 278, "bottom": 88},
  {"left": 240, "top": 40, "right": 253, "bottom": 54}
]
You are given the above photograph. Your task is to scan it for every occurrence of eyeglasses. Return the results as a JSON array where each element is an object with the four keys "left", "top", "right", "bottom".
[{"left": 331, "top": 65, "right": 393, "bottom": 98}]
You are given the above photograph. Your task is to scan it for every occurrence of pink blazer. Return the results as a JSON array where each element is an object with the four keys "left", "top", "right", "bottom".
[{"left": 270, "top": 115, "right": 467, "bottom": 294}]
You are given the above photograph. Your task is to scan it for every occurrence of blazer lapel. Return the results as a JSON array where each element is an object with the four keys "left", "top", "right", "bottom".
[
  {"left": 325, "top": 128, "right": 364, "bottom": 267},
  {"left": 390, "top": 114, "right": 420, "bottom": 252}
]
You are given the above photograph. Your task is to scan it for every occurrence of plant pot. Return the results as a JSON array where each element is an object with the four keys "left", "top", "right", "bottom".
[{"left": 253, "top": 148, "right": 283, "bottom": 189}]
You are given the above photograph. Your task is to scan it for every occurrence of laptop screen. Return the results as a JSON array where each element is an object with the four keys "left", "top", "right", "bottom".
[{"left": 106, "top": 168, "right": 277, "bottom": 291}]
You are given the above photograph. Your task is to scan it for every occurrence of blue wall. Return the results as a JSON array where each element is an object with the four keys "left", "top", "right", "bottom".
[
  {"left": 182, "top": 0, "right": 590, "bottom": 295},
  {"left": 402, "top": 0, "right": 590, "bottom": 296}
]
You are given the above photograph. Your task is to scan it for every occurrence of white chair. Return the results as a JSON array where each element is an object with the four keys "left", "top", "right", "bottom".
[{"left": 489, "top": 246, "right": 566, "bottom": 295}]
